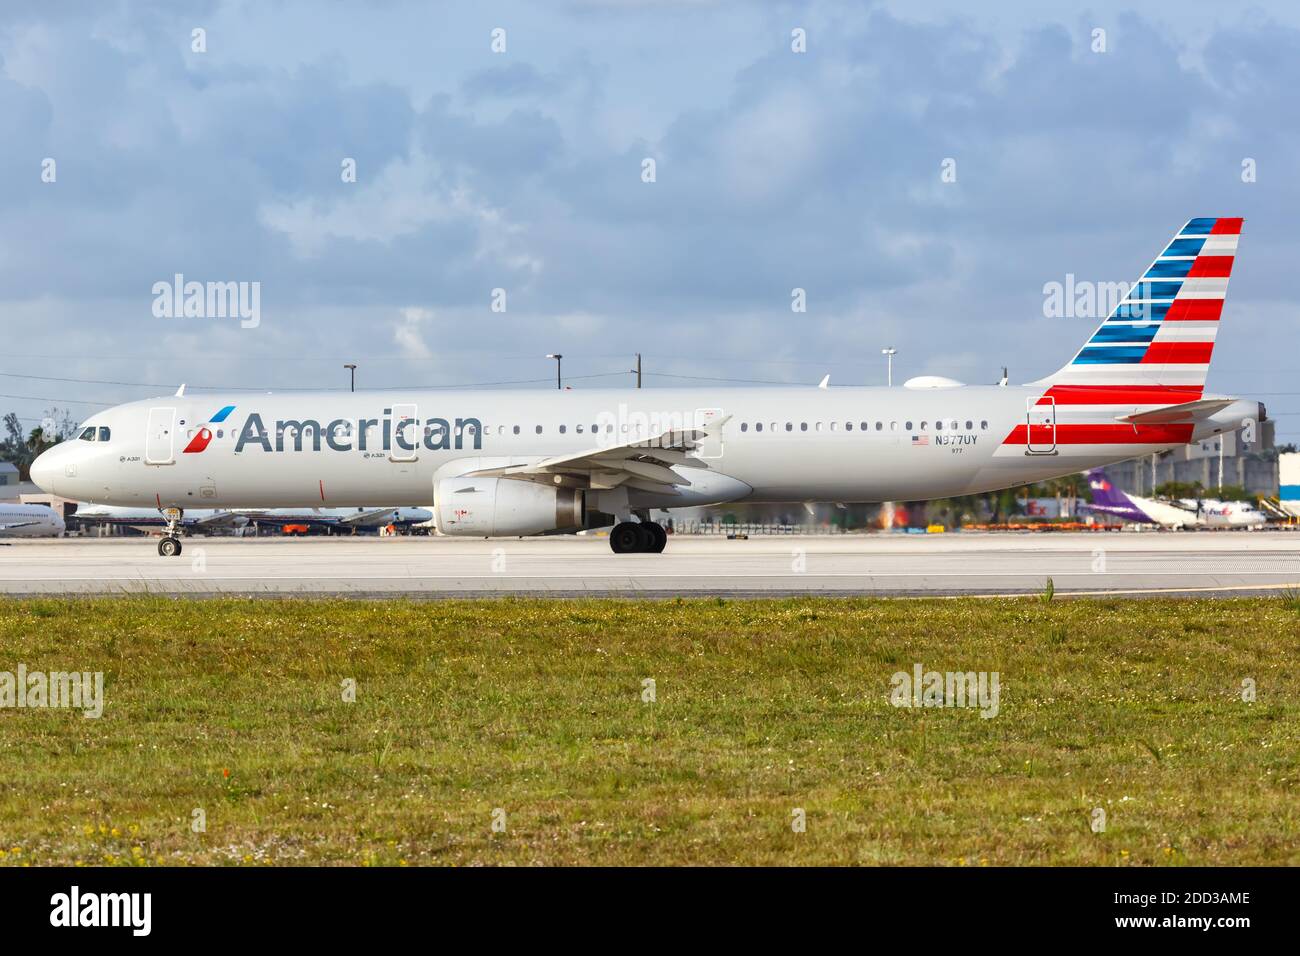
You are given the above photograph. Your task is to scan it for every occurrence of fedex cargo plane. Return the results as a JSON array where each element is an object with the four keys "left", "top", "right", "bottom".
[
  {"left": 1083, "top": 468, "right": 1201, "bottom": 528},
  {"left": 1084, "top": 468, "right": 1267, "bottom": 528},
  {"left": 30, "top": 218, "right": 1263, "bottom": 556}
]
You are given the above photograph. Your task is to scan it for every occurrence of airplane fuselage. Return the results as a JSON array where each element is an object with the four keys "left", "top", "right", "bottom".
[{"left": 30, "top": 385, "right": 1255, "bottom": 510}]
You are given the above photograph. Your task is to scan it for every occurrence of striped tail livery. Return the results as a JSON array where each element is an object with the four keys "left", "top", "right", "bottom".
[{"left": 1003, "top": 217, "right": 1254, "bottom": 460}]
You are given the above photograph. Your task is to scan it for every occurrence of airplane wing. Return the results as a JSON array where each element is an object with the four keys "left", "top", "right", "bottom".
[
  {"left": 1114, "top": 398, "right": 1235, "bottom": 425},
  {"left": 188, "top": 511, "right": 248, "bottom": 530},
  {"left": 0, "top": 520, "right": 43, "bottom": 531},
  {"left": 235, "top": 511, "right": 337, "bottom": 529},
  {"left": 338, "top": 508, "right": 404, "bottom": 528},
  {"left": 465, "top": 417, "right": 729, "bottom": 494}
]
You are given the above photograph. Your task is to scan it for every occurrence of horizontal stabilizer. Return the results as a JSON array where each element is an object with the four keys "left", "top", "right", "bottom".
[{"left": 1114, "top": 398, "right": 1234, "bottom": 425}]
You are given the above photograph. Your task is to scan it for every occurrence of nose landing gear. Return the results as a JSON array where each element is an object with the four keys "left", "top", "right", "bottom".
[
  {"left": 609, "top": 520, "right": 667, "bottom": 554},
  {"left": 157, "top": 507, "right": 183, "bottom": 557}
]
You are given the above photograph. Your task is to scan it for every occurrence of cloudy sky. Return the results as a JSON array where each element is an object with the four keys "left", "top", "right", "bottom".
[{"left": 3, "top": 0, "right": 1299, "bottom": 441}]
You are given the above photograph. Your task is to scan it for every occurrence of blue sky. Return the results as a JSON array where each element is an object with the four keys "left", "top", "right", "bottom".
[{"left": 3, "top": 0, "right": 1300, "bottom": 440}]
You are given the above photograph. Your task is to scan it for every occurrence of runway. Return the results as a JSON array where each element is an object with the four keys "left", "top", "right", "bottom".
[{"left": 3, "top": 531, "right": 1300, "bottom": 597}]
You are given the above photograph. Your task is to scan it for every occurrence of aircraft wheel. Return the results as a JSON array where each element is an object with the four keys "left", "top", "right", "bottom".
[
  {"left": 644, "top": 522, "right": 667, "bottom": 553},
  {"left": 158, "top": 536, "right": 182, "bottom": 557},
  {"left": 610, "top": 521, "right": 646, "bottom": 554}
]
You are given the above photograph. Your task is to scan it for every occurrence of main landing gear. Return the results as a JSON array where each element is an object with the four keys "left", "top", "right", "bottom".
[
  {"left": 609, "top": 520, "right": 667, "bottom": 554},
  {"left": 158, "top": 507, "right": 183, "bottom": 557}
]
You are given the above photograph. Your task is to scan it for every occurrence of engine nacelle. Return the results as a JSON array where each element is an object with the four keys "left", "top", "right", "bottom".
[{"left": 434, "top": 476, "right": 585, "bottom": 537}]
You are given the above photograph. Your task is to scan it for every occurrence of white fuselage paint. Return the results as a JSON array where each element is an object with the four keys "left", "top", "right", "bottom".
[
  {"left": 0, "top": 503, "right": 65, "bottom": 538},
  {"left": 28, "top": 385, "right": 1246, "bottom": 512}
]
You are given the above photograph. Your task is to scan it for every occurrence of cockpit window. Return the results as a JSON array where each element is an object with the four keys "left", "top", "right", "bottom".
[
  {"left": 98, "top": 426, "right": 111, "bottom": 442},
  {"left": 79, "top": 427, "right": 96, "bottom": 441}
]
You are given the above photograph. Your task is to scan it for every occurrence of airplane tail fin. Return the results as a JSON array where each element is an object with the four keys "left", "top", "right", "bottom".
[
  {"left": 1084, "top": 468, "right": 1129, "bottom": 509},
  {"left": 1035, "top": 218, "right": 1242, "bottom": 395}
]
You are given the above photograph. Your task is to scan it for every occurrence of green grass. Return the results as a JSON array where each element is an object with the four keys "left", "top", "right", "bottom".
[{"left": 0, "top": 596, "right": 1296, "bottom": 866}]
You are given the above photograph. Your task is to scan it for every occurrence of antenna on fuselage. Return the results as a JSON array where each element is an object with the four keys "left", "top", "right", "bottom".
[
  {"left": 817, "top": 374, "right": 830, "bottom": 389},
  {"left": 997, "top": 367, "right": 1008, "bottom": 387},
  {"left": 175, "top": 384, "right": 186, "bottom": 397}
]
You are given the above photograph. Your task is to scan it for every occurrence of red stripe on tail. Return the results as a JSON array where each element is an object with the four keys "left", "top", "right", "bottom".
[
  {"left": 1039, "top": 385, "right": 1204, "bottom": 406},
  {"left": 1165, "top": 300, "right": 1223, "bottom": 321},
  {"left": 1188, "top": 256, "right": 1234, "bottom": 278},
  {"left": 1003, "top": 423, "right": 1195, "bottom": 445}
]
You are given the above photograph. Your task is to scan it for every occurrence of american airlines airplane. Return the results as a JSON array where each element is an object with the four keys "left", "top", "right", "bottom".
[
  {"left": 0, "top": 503, "right": 65, "bottom": 538},
  {"left": 30, "top": 217, "right": 1263, "bottom": 557}
]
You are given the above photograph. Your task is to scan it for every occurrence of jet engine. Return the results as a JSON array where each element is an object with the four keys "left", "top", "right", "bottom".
[{"left": 434, "top": 476, "right": 588, "bottom": 537}]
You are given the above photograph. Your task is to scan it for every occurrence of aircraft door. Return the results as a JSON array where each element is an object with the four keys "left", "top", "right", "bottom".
[
  {"left": 390, "top": 404, "right": 419, "bottom": 462},
  {"left": 1025, "top": 396, "right": 1057, "bottom": 455},
  {"left": 145, "top": 406, "right": 176, "bottom": 465},
  {"left": 693, "top": 407, "right": 725, "bottom": 460}
]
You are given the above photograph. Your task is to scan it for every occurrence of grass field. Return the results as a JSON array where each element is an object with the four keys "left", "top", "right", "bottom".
[{"left": 0, "top": 596, "right": 1296, "bottom": 866}]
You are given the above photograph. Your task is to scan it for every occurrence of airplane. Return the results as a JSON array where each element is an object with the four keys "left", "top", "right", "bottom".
[
  {"left": 1080, "top": 468, "right": 1268, "bottom": 528},
  {"left": 0, "top": 503, "right": 66, "bottom": 538},
  {"left": 30, "top": 217, "right": 1264, "bottom": 557},
  {"left": 1176, "top": 497, "right": 1267, "bottom": 528},
  {"left": 70, "top": 504, "right": 432, "bottom": 535}
]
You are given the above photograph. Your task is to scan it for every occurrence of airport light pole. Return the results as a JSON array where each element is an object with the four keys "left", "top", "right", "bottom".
[
  {"left": 630, "top": 353, "right": 642, "bottom": 388},
  {"left": 344, "top": 363, "right": 357, "bottom": 392},
  {"left": 881, "top": 347, "right": 897, "bottom": 387},
  {"left": 547, "top": 354, "right": 563, "bottom": 390}
]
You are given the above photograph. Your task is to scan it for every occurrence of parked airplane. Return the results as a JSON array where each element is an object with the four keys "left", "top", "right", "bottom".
[
  {"left": 1177, "top": 497, "right": 1267, "bottom": 528},
  {"left": 0, "top": 503, "right": 65, "bottom": 538},
  {"left": 1083, "top": 468, "right": 1267, "bottom": 528},
  {"left": 71, "top": 504, "right": 431, "bottom": 534},
  {"left": 30, "top": 218, "right": 1264, "bottom": 556}
]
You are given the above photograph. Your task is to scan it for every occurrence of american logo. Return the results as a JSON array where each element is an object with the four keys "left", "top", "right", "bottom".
[{"left": 182, "top": 405, "right": 235, "bottom": 454}]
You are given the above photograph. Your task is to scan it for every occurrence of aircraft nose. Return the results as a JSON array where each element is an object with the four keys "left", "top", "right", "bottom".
[{"left": 29, "top": 448, "right": 60, "bottom": 495}]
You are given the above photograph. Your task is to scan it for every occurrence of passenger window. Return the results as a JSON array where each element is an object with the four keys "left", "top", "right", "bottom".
[
  {"left": 576, "top": 425, "right": 583, "bottom": 433},
  {"left": 875, "top": 422, "right": 882, "bottom": 431},
  {"left": 756, "top": 422, "right": 764, "bottom": 432},
  {"left": 890, "top": 421, "right": 898, "bottom": 431},
  {"left": 965, "top": 420, "right": 973, "bottom": 430},
  {"left": 800, "top": 422, "right": 808, "bottom": 431},
  {"left": 920, "top": 421, "right": 928, "bottom": 430},
  {"left": 936, "top": 421, "right": 943, "bottom": 431},
  {"left": 785, "top": 422, "right": 792, "bottom": 431},
  {"left": 513, "top": 425, "right": 520, "bottom": 434},
  {"left": 905, "top": 421, "right": 913, "bottom": 430},
  {"left": 535, "top": 425, "right": 543, "bottom": 434},
  {"left": 741, "top": 422, "right": 748, "bottom": 432},
  {"left": 559, "top": 425, "right": 567, "bottom": 434},
  {"left": 845, "top": 422, "right": 853, "bottom": 431},
  {"left": 980, "top": 420, "right": 988, "bottom": 429}
]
